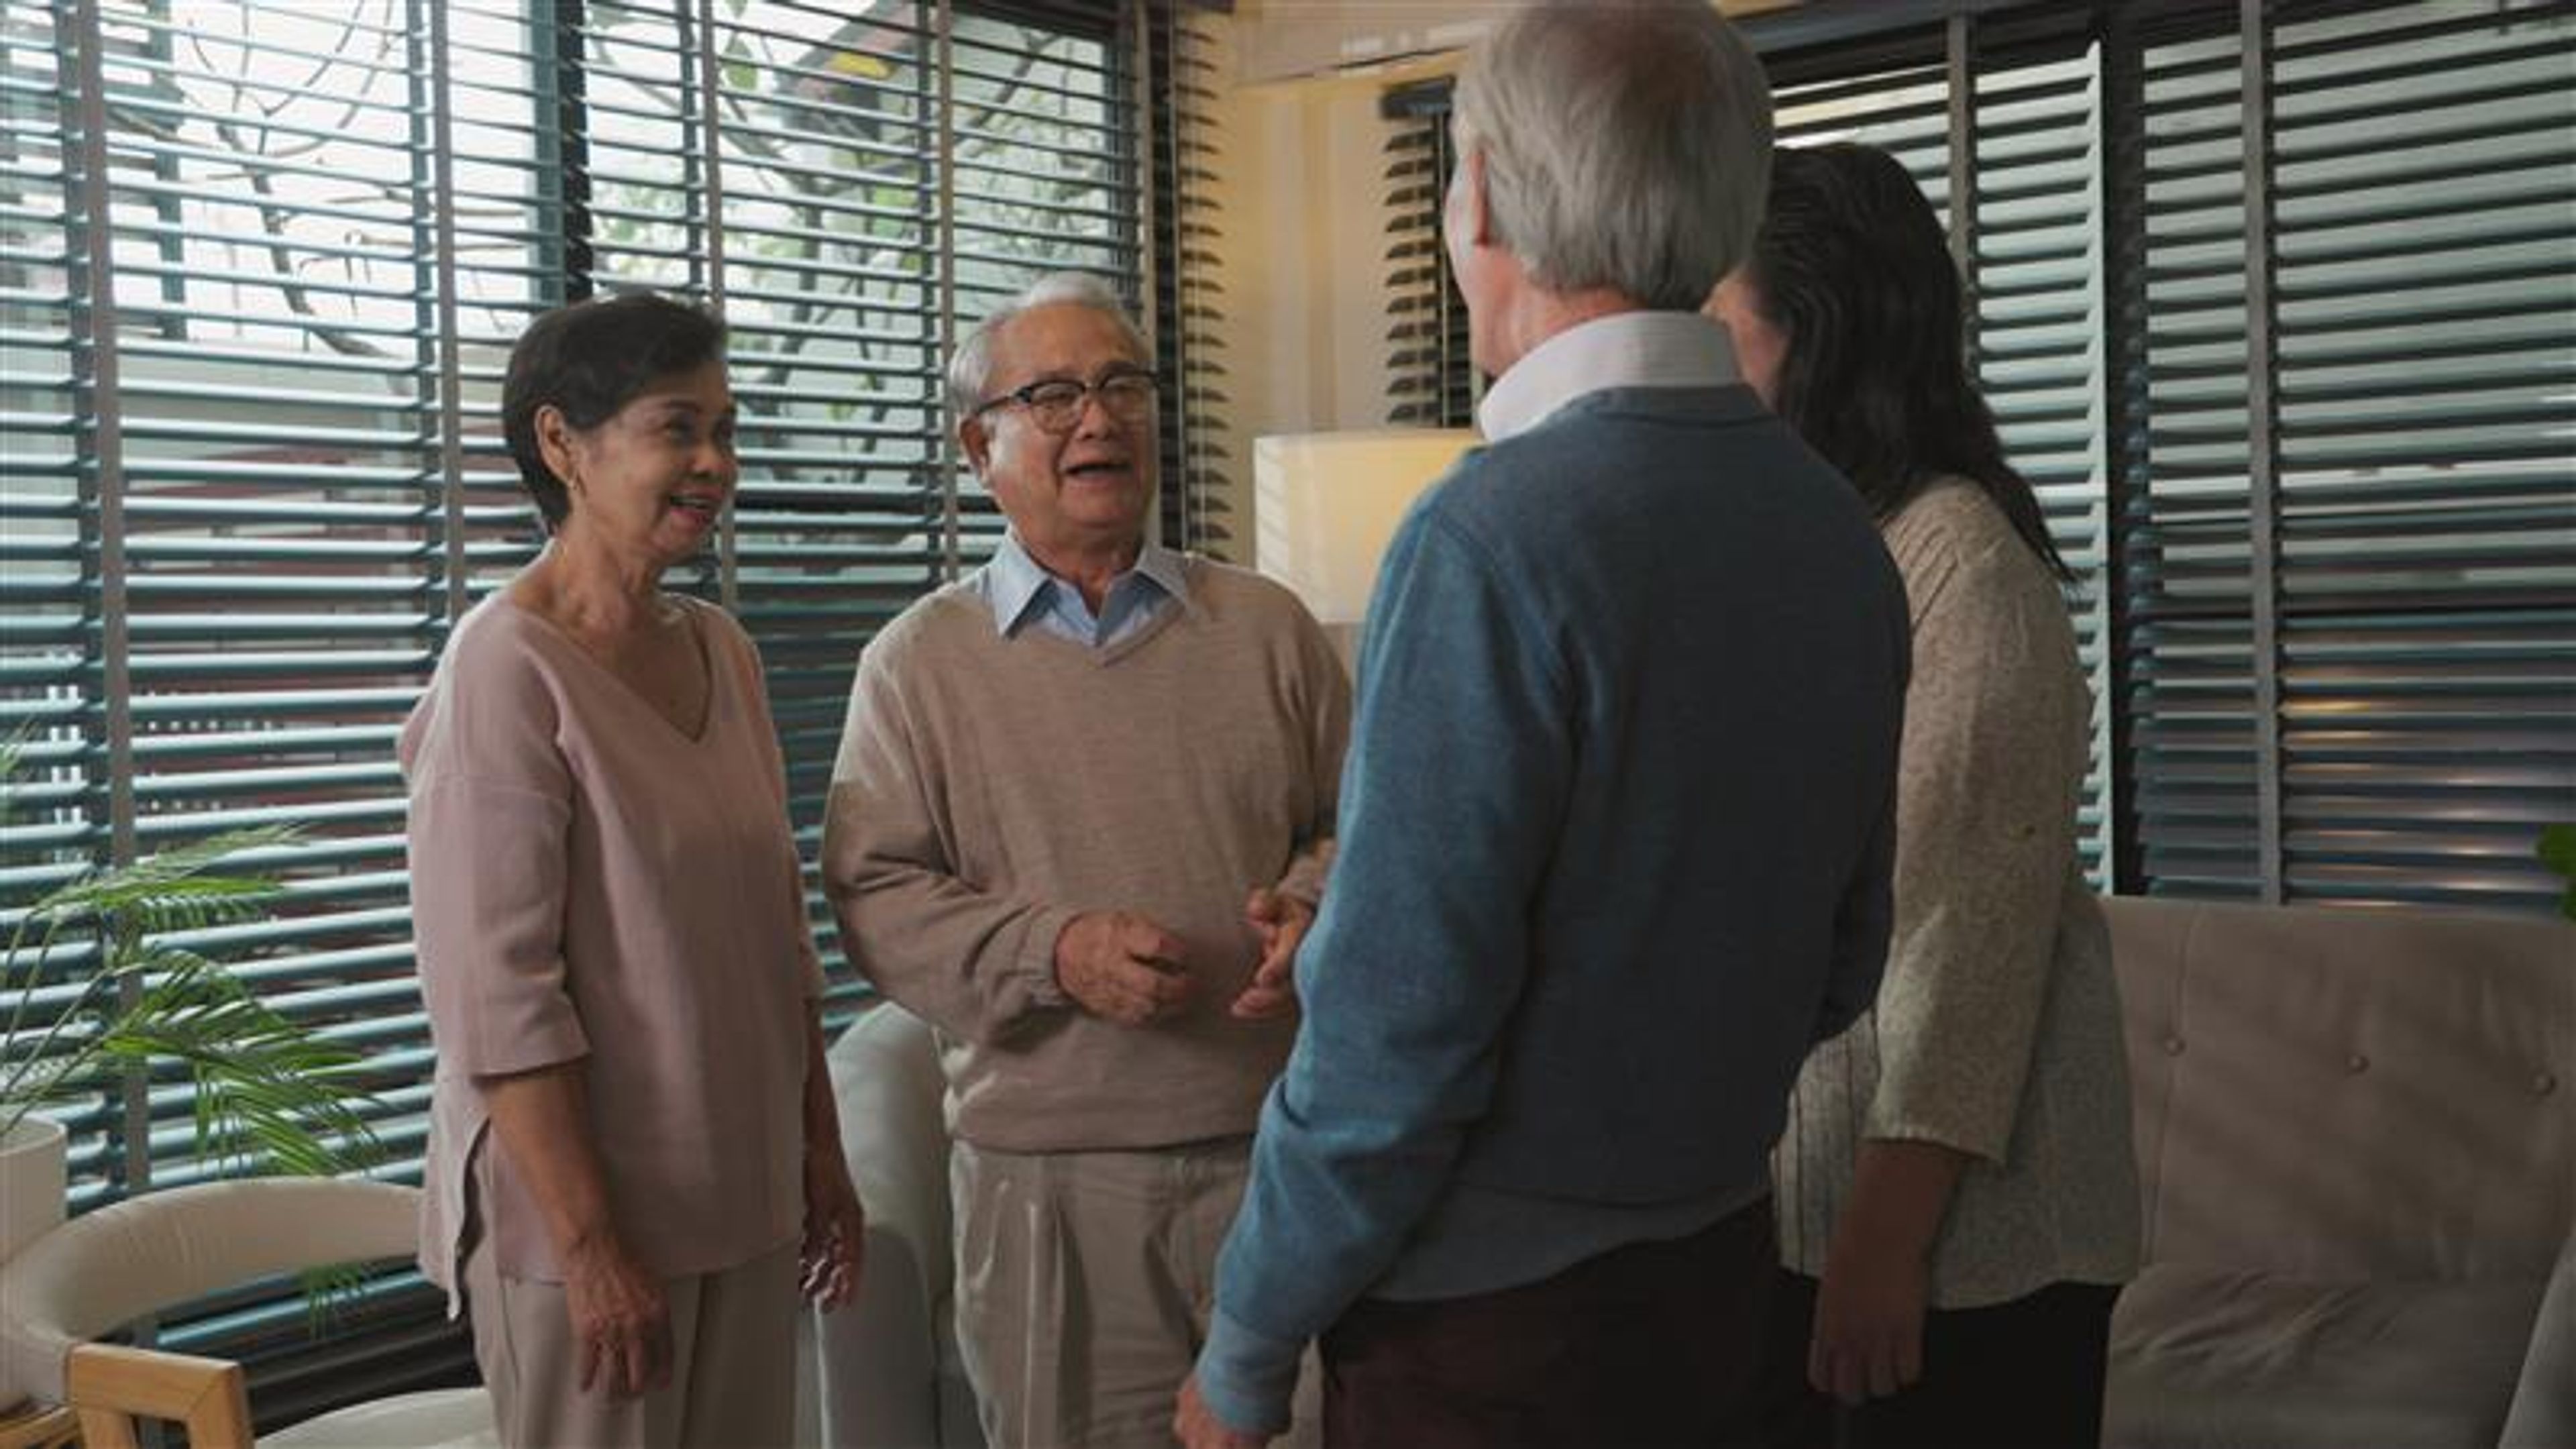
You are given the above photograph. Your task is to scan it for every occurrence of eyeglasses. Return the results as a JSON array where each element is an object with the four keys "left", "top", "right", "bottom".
[{"left": 971, "top": 368, "right": 1159, "bottom": 433}]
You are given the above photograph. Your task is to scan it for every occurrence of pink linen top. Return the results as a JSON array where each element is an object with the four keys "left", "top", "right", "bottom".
[{"left": 402, "top": 594, "right": 822, "bottom": 1311}]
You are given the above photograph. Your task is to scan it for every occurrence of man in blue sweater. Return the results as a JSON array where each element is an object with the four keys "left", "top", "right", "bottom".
[{"left": 1175, "top": 4, "right": 1910, "bottom": 1446}]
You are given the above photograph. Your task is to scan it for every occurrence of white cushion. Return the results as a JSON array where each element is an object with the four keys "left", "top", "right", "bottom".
[
  {"left": 0, "top": 1179, "right": 421, "bottom": 1404},
  {"left": 260, "top": 1387, "right": 496, "bottom": 1448},
  {"left": 816, "top": 1005, "right": 984, "bottom": 1448}
]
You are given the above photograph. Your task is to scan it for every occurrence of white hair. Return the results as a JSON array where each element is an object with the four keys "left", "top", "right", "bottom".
[
  {"left": 946, "top": 272, "right": 1155, "bottom": 424},
  {"left": 1452, "top": 0, "right": 1773, "bottom": 311}
]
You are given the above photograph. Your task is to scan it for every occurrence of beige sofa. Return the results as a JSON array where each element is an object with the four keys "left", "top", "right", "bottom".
[
  {"left": 2101, "top": 896, "right": 2575, "bottom": 1449},
  {"left": 815, "top": 898, "right": 2575, "bottom": 1448}
]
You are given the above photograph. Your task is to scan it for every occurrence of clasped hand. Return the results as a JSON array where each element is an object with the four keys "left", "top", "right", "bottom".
[{"left": 1053, "top": 890, "right": 1314, "bottom": 1026}]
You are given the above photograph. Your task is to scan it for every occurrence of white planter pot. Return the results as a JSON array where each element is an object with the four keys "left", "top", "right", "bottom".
[
  {"left": 0, "top": 1115, "right": 67, "bottom": 1264},
  {"left": 0, "top": 1116, "right": 67, "bottom": 1413}
]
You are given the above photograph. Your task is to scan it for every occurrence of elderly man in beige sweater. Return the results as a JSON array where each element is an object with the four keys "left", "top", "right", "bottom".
[{"left": 822, "top": 272, "right": 1348, "bottom": 1449}]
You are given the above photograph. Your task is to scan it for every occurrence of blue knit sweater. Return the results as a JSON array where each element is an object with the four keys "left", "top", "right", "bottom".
[{"left": 1195, "top": 382, "right": 1909, "bottom": 1432}]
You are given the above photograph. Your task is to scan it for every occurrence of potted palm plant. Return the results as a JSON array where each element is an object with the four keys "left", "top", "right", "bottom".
[{"left": 1, "top": 743, "right": 380, "bottom": 1260}]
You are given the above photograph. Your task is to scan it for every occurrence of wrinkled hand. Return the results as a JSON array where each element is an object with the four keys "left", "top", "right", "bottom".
[
  {"left": 1174, "top": 1375, "right": 1273, "bottom": 1449},
  {"left": 1230, "top": 889, "right": 1313, "bottom": 1021},
  {"left": 800, "top": 1142, "right": 866, "bottom": 1311},
  {"left": 1055, "top": 910, "right": 1193, "bottom": 1026},
  {"left": 563, "top": 1233, "right": 672, "bottom": 1399},
  {"left": 1809, "top": 1234, "right": 1929, "bottom": 1404}
]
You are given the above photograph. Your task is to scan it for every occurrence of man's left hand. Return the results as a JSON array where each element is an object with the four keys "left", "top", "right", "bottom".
[
  {"left": 1175, "top": 1375, "right": 1273, "bottom": 1449},
  {"left": 1231, "top": 888, "right": 1313, "bottom": 1020}
]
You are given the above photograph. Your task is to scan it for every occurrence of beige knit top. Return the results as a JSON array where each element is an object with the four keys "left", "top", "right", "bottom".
[
  {"left": 821, "top": 557, "right": 1349, "bottom": 1153},
  {"left": 405, "top": 596, "right": 822, "bottom": 1307},
  {"left": 1774, "top": 480, "right": 2141, "bottom": 1307}
]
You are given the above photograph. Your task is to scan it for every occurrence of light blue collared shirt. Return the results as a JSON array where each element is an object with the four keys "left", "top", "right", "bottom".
[{"left": 975, "top": 531, "right": 1192, "bottom": 649}]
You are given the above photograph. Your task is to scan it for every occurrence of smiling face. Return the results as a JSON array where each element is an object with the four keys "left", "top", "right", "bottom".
[
  {"left": 960, "top": 302, "right": 1157, "bottom": 566},
  {"left": 539, "top": 358, "right": 739, "bottom": 570}
]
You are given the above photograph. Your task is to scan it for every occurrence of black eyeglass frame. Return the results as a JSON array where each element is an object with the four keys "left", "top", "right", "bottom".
[{"left": 968, "top": 366, "right": 1161, "bottom": 431}]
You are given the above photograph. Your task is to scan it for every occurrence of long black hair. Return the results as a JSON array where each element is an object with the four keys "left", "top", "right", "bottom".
[{"left": 1742, "top": 142, "right": 2074, "bottom": 582}]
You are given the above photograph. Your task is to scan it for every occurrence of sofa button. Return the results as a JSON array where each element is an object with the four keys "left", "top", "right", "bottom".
[
  {"left": 2345, "top": 1053, "right": 2369, "bottom": 1074},
  {"left": 2538, "top": 1072, "right": 2559, "bottom": 1096},
  {"left": 2162, "top": 1036, "right": 2185, "bottom": 1057}
]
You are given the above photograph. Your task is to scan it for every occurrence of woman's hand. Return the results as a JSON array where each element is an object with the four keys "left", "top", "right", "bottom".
[
  {"left": 478, "top": 1064, "right": 672, "bottom": 1399},
  {"left": 1809, "top": 1230, "right": 1929, "bottom": 1403},
  {"left": 1809, "top": 1138, "right": 1971, "bottom": 1403},
  {"left": 801, "top": 1141, "right": 867, "bottom": 1310},
  {"left": 562, "top": 1232, "right": 674, "bottom": 1399}
]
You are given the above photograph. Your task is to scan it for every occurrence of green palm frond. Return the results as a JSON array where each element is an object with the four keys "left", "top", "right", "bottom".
[
  {"left": 95, "top": 953, "right": 379, "bottom": 1173},
  {"left": 301, "top": 1261, "right": 379, "bottom": 1336},
  {"left": 2540, "top": 824, "right": 2576, "bottom": 922},
  {"left": 30, "top": 825, "right": 300, "bottom": 934}
]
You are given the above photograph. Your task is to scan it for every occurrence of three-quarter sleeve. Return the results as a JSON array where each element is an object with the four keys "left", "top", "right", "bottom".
[
  {"left": 405, "top": 634, "right": 590, "bottom": 1078},
  {"left": 1863, "top": 513, "right": 2088, "bottom": 1164}
]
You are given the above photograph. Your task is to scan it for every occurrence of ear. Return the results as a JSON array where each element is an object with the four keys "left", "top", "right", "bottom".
[
  {"left": 959, "top": 414, "right": 991, "bottom": 474},
  {"left": 534, "top": 404, "right": 582, "bottom": 491},
  {"left": 1456, "top": 148, "right": 1494, "bottom": 249}
]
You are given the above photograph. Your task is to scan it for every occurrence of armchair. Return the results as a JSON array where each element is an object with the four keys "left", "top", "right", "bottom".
[
  {"left": 0, "top": 1177, "right": 492, "bottom": 1448},
  {"left": 812, "top": 1002, "right": 984, "bottom": 1449}
]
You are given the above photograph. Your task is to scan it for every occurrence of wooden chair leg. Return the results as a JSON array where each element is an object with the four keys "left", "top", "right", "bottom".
[{"left": 72, "top": 1408, "right": 138, "bottom": 1449}]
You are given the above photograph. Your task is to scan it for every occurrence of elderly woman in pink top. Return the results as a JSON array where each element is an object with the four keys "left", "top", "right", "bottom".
[{"left": 402, "top": 293, "right": 865, "bottom": 1448}]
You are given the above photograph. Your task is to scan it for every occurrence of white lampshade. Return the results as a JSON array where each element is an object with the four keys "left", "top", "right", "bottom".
[{"left": 1254, "top": 427, "right": 1479, "bottom": 627}]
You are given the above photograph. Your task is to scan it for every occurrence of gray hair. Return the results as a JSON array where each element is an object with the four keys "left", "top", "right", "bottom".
[
  {"left": 945, "top": 272, "right": 1155, "bottom": 425},
  {"left": 1452, "top": 1, "right": 1773, "bottom": 311}
]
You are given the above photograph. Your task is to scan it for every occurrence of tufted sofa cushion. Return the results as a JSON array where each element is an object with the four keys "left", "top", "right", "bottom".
[
  {"left": 2105, "top": 1267, "right": 2543, "bottom": 1448},
  {"left": 2107, "top": 898, "right": 2572, "bottom": 1283},
  {"left": 2102, "top": 897, "right": 2576, "bottom": 1449}
]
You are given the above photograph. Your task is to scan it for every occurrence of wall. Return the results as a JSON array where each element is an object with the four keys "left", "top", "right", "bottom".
[{"left": 1194, "top": 1, "right": 1803, "bottom": 553}]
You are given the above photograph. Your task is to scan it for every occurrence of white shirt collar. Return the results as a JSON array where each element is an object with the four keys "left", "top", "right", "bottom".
[{"left": 1475, "top": 311, "right": 1743, "bottom": 444}]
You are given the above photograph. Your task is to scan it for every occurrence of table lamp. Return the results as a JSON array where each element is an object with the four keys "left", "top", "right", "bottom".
[{"left": 1252, "top": 427, "right": 1478, "bottom": 664}]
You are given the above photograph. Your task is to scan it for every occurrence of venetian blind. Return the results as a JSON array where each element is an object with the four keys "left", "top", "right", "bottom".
[{"left": 0, "top": 0, "right": 1148, "bottom": 1426}]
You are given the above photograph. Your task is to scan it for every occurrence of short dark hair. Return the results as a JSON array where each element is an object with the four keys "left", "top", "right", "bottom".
[
  {"left": 500, "top": 293, "right": 727, "bottom": 527},
  {"left": 1745, "top": 142, "right": 2074, "bottom": 582}
]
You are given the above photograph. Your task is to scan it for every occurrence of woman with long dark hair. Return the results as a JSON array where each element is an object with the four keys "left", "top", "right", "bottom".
[{"left": 1706, "top": 142, "right": 2140, "bottom": 1448}]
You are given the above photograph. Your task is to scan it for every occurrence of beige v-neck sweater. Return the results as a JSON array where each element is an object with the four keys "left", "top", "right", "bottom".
[
  {"left": 405, "top": 596, "right": 822, "bottom": 1306},
  {"left": 822, "top": 558, "right": 1349, "bottom": 1152}
]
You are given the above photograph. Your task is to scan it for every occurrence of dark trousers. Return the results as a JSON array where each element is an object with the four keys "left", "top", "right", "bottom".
[
  {"left": 1757, "top": 1268, "right": 2119, "bottom": 1449},
  {"left": 1320, "top": 1196, "right": 1776, "bottom": 1449}
]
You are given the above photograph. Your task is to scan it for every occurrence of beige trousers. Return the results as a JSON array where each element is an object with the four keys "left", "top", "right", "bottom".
[
  {"left": 462, "top": 1236, "right": 799, "bottom": 1449},
  {"left": 951, "top": 1138, "right": 1321, "bottom": 1449}
]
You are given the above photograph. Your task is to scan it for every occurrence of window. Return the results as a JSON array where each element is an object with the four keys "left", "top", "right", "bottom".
[
  {"left": 2113, "top": 0, "right": 2576, "bottom": 908},
  {"left": 1375, "top": 0, "right": 2575, "bottom": 914},
  {"left": 1, "top": 0, "right": 1150, "bottom": 1420}
]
